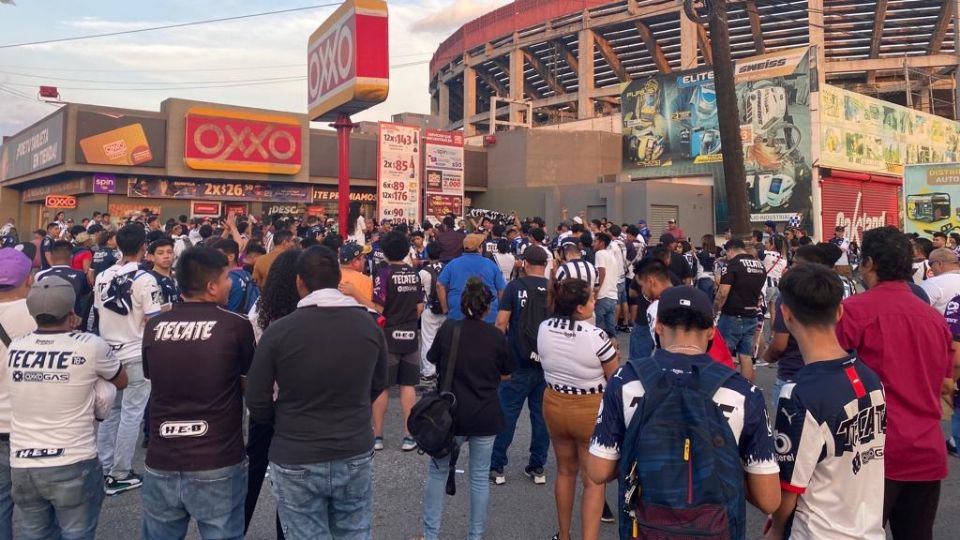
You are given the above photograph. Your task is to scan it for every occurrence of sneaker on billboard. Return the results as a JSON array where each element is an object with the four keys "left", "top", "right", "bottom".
[
  {"left": 105, "top": 472, "right": 143, "bottom": 496},
  {"left": 524, "top": 465, "right": 546, "bottom": 485},
  {"left": 401, "top": 437, "right": 418, "bottom": 452},
  {"left": 489, "top": 467, "right": 506, "bottom": 485}
]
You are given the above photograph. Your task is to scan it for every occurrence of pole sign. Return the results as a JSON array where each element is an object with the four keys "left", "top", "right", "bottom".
[
  {"left": 377, "top": 122, "right": 421, "bottom": 224},
  {"left": 183, "top": 107, "right": 303, "bottom": 174},
  {"left": 307, "top": 0, "right": 389, "bottom": 121},
  {"left": 423, "top": 129, "right": 464, "bottom": 221}
]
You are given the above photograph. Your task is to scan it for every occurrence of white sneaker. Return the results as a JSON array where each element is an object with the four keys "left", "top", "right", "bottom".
[{"left": 374, "top": 437, "right": 384, "bottom": 451}]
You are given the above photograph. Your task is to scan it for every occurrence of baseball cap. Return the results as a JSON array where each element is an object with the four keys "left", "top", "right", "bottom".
[
  {"left": 835, "top": 225, "right": 845, "bottom": 232},
  {"left": 572, "top": 216, "right": 584, "bottom": 225},
  {"left": 14, "top": 242, "right": 36, "bottom": 262},
  {"left": 523, "top": 245, "right": 548, "bottom": 266},
  {"left": 26, "top": 276, "right": 76, "bottom": 320},
  {"left": 657, "top": 286, "right": 713, "bottom": 321},
  {"left": 637, "top": 219, "right": 647, "bottom": 225},
  {"left": 339, "top": 242, "right": 371, "bottom": 264},
  {"left": 75, "top": 232, "right": 91, "bottom": 245},
  {"left": 659, "top": 233, "right": 676, "bottom": 245},
  {"left": 0, "top": 248, "right": 32, "bottom": 288},
  {"left": 764, "top": 220, "right": 777, "bottom": 229},
  {"left": 463, "top": 234, "right": 486, "bottom": 251},
  {"left": 667, "top": 218, "right": 677, "bottom": 224}
]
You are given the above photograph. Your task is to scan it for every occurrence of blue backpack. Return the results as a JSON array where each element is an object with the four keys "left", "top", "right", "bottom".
[
  {"left": 229, "top": 268, "right": 260, "bottom": 314},
  {"left": 618, "top": 356, "right": 743, "bottom": 540}
]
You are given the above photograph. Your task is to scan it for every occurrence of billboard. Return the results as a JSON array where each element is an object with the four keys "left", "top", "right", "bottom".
[
  {"left": 903, "top": 163, "right": 960, "bottom": 237},
  {"left": 621, "top": 48, "right": 812, "bottom": 226},
  {"left": 820, "top": 85, "right": 960, "bottom": 176},
  {"left": 76, "top": 111, "right": 167, "bottom": 167},
  {"left": 0, "top": 109, "right": 65, "bottom": 182},
  {"left": 127, "top": 177, "right": 312, "bottom": 203},
  {"left": 376, "top": 122, "right": 421, "bottom": 223},
  {"left": 183, "top": 107, "right": 303, "bottom": 174},
  {"left": 308, "top": 0, "right": 389, "bottom": 121},
  {"left": 424, "top": 129, "right": 464, "bottom": 221}
]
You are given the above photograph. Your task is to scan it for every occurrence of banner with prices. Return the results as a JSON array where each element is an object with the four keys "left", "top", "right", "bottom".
[
  {"left": 424, "top": 129, "right": 464, "bottom": 221},
  {"left": 376, "top": 122, "right": 421, "bottom": 224}
]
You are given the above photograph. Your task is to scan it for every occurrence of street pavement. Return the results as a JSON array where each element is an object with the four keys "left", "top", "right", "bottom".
[{"left": 13, "top": 333, "right": 960, "bottom": 539}]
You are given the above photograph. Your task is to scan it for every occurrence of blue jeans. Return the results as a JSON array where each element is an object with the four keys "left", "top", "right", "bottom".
[
  {"left": 270, "top": 450, "right": 373, "bottom": 540},
  {"left": 142, "top": 460, "right": 248, "bottom": 540},
  {"left": 491, "top": 368, "right": 549, "bottom": 470},
  {"left": 717, "top": 314, "right": 760, "bottom": 357},
  {"left": 951, "top": 406, "right": 960, "bottom": 447},
  {"left": 595, "top": 297, "right": 618, "bottom": 340},
  {"left": 696, "top": 277, "right": 716, "bottom": 302},
  {"left": 629, "top": 322, "right": 655, "bottom": 362},
  {"left": 0, "top": 439, "right": 11, "bottom": 540},
  {"left": 97, "top": 359, "right": 150, "bottom": 477},
  {"left": 771, "top": 378, "right": 788, "bottom": 409},
  {"left": 11, "top": 457, "right": 104, "bottom": 540},
  {"left": 423, "top": 435, "right": 496, "bottom": 540}
]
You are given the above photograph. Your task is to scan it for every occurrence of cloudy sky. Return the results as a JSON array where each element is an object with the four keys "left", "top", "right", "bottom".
[{"left": 0, "top": 0, "right": 509, "bottom": 137}]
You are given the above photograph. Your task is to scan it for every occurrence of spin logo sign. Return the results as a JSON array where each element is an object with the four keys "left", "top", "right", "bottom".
[{"left": 183, "top": 107, "right": 303, "bottom": 175}]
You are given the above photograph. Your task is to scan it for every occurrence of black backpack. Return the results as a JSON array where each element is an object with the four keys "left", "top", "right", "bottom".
[
  {"left": 407, "top": 321, "right": 463, "bottom": 494},
  {"left": 423, "top": 261, "right": 445, "bottom": 315},
  {"left": 516, "top": 276, "right": 550, "bottom": 363}
]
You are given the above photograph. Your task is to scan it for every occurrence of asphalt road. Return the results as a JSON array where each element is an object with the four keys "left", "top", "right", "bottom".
[{"left": 12, "top": 333, "right": 960, "bottom": 539}]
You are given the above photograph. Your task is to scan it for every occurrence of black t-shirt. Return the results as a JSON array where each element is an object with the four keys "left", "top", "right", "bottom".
[
  {"left": 36, "top": 266, "right": 92, "bottom": 320},
  {"left": 627, "top": 277, "right": 652, "bottom": 325},
  {"left": 373, "top": 263, "right": 423, "bottom": 353},
  {"left": 667, "top": 251, "right": 693, "bottom": 283},
  {"left": 428, "top": 319, "right": 515, "bottom": 436},
  {"left": 772, "top": 298, "right": 804, "bottom": 381},
  {"left": 500, "top": 276, "right": 549, "bottom": 370},
  {"left": 91, "top": 246, "right": 119, "bottom": 276},
  {"left": 719, "top": 253, "right": 766, "bottom": 316},
  {"left": 484, "top": 236, "right": 501, "bottom": 255},
  {"left": 143, "top": 303, "right": 255, "bottom": 471},
  {"left": 39, "top": 235, "right": 54, "bottom": 270}
]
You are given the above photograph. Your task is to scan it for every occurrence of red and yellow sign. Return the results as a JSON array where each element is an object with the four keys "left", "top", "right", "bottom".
[
  {"left": 191, "top": 202, "right": 222, "bottom": 216},
  {"left": 44, "top": 195, "right": 77, "bottom": 209},
  {"left": 308, "top": 0, "right": 389, "bottom": 121},
  {"left": 184, "top": 107, "right": 303, "bottom": 174}
]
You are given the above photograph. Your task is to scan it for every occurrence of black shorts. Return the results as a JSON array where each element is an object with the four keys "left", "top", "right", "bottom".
[{"left": 387, "top": 350, "right": 420, "bottom": 387}]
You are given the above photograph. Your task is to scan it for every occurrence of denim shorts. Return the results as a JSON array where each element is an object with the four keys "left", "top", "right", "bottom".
[
  {"left": 717, "top": 314, "right": 759, "bottom": 357},
  {"left": 617, "top": 280, "right": 627, "bottom": 304}
]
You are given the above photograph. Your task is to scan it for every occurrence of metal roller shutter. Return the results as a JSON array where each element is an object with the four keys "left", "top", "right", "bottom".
[
  {"left": 649, "top": 204, "right": 679, "bottom": 240},
  {"left": 821, "top": 174, "right": 901, "bottom": 244}
]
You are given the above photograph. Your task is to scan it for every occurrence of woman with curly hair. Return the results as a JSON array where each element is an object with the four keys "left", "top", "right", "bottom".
[
  {"left": 418, "top": 277, "right": 513, "bottom": 540},
  {"left": 244, "top": 248, "right": 301, "bottom": 540}
]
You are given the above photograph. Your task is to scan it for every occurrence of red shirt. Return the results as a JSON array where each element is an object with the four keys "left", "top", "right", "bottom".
[
  {"left": 709, "top": 331, "right": 736, "bottom": 370},
  {"left": 836, "top": 280, "right": 953, "bottom": 481},
  {"left": 71, "top": 249, "right": 92, "bottom": 271}
]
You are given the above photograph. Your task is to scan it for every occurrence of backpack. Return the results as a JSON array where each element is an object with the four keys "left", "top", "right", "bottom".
[
  {"left": 230, "top": 268, "right": 260, "bottom": 314},
  {"left": 423, "top": 261, "right": 445, "bottom": 315},
  {"left": 516, "top": 276, "right": 550, "bottom": 363},
  {"left": 407, "top": 322, "right": 463, "bottom": 494},
  {"left": 618, "top": 355, "right": 744, "bottom": 539}
]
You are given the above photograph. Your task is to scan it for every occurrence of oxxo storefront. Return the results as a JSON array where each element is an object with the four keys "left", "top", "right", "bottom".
[{"left": 0, "top": 98, "right": 483, "bottom": 228}]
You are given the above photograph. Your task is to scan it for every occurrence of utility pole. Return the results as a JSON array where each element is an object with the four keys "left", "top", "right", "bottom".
[{"left": 685, "top": 0, "right": 750, "bottom": 238}]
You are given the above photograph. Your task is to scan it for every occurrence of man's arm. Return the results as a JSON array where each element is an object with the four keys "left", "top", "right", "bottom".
[
  {"left": 714, "top": 283, "right": 731, "bottom": 315},
  {"left": 437, "top": 283, "right": 449, "bottom": 314},
  {"left": 495, "top": 309, "right": 511, "bottom": 333},
  {"left": 245, "top": 335, "right": 277, "bottom": 426},
  {"left": 763, "top": 332, "right": 789, "bottom": 364},
  {"left": 746, "top": 473, "right": 782, "bottom": 514},
  {"left": 371, "top": 329, "right": 389, "bottom": 401},
  {"left": 596, "top": 266, "right": 606, "bottom": 290}
]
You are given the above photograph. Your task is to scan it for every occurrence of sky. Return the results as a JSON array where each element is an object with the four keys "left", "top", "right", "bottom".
[{"left": 0, "top": 0, "right": 510, "bottom": 138}]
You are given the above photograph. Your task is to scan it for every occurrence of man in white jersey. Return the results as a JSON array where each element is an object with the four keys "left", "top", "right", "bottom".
[
  {"left": 8, "top": 277, "right": 127, "bottom": 538},
  {"left": 94, "top": 224, "right": 162, "bottom": 495},
  {"left": 0, "top": 248, "right": 38, "bottom": 540}
]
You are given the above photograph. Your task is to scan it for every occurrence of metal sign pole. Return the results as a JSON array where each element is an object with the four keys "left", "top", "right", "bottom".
[{"left": 332, "top": 113, "right": 355, "bottom": 240}]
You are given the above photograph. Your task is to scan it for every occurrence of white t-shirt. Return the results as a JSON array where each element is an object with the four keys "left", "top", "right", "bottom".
[
  {"left": 7, "top": 330, "right": 120, "bottom": 468},
  {"left": 595, "top": 248, "right": 623, "bottom": 301},
  {"left": 920, "top": 271, "right": 960, "bottom": 314},
  {"left": 763, "top": 251, "right": 788, "bottom": 282},
  {"left": 0, "top": 299, "right": 38, "bottom": 434},
  {"left": 537, "top": 317, "right": 617, "bottom": 391},
  {"left": 94, "top": 262, "right": 162, "bottom": 363},
  {"left": 647, "top": 300, "right": 659, "bottom": 343},
  {"left": 493, "top": 252, "right": 516, "bottom": 283}
]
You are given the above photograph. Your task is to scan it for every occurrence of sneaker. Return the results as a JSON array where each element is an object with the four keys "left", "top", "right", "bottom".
[
  {"left": 373, "top": 437, "right": 384, "bottom": 451},
  {"left": 948, "top": 439, "right": 959, "bottom": 457},
  {"left": 104, "top": 473, "right": 143, "bottom": 496},
  {"left": 401, "top": 437, "right": 418, "bottom": 452},
  {"left": 489, "top": 467, "right": 506, "bottom": 485},
  {"left": 601, "top": 501, "right": 615, "bottom": 523},
  {"left": 524, "top": 465, "right": 546, "bottom": 485},
  {"left": 753, "top": 359, "right": 770, "bottom": 368}
]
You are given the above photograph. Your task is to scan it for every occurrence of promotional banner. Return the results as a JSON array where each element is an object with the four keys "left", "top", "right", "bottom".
[
  {"left": 424, "top": 129, "right": 464, "bottom": 221},
  {"left": 76, "top": 111, "right": 167, "bottom": 167},
  {"left": 312, "top": 187, "right": 376, "bottom": 204},
  {"left": 621, "top": 48, "right": 812, "bottom": 227},
  {"left": 127, "top": 177, "right": 312, "bottom": 203},
  {"left": 904, "top": 163, "right": 960, "bottom": 237},
  {"left": 93, "top": 174, "right": 117, "bottom": 194},
  {"left": 376, "top": 122, "right": 421, "bottom": 223},
  {"left": 183, "top": 107, "right": 303, "bottom": 175},
  {"left": 820, "top": 85, "right": 960, "bottom": 176},
  {"left": 0, "top": 109, "right": 65, "bottom": 182}
]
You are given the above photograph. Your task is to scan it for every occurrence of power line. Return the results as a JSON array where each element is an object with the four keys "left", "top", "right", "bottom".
[
  {"left": 0, "top": 71, "right": 307, "bottom": 84},
  {"left": 0, "top": 3, "right": 342, "bottom": 49}
]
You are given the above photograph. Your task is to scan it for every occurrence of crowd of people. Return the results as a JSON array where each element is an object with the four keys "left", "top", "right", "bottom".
[{"left": 0, "top": 204, "right": 956, "bottom": 540}]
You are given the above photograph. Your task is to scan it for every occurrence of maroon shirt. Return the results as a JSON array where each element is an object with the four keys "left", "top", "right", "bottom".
[{"left": 836, "top": 281, "right": 953, "bottom": 482}]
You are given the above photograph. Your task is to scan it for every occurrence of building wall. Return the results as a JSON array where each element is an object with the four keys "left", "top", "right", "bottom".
[{"left": 485, "top": 130, "right": 621, "bottom": 189}]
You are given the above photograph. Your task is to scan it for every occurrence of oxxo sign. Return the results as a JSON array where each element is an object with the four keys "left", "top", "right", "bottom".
[
  {"left": 184, "top": 107, "right": 303, "bottom": 175},
  {"left": 307, "top": 0, "right": 389, "bottom": 121},
  {"left": 45, "top": 195, "right": 77, "bottom": 209}
]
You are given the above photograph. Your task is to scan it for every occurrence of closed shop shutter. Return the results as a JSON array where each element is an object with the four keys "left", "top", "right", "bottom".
[
  {"left": 649, "top": 204, "right": 679, "bottom": 240},
  {"left": 821, "top": 173, "right": 900, "bottom": 244}
]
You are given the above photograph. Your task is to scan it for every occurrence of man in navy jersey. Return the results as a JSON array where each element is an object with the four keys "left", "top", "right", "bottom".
[
  {"left": 766, "top": 263, "right": 885, "bottom": 540},
  {"left": 36, "top": 240, "right": 92, "bottom": 326}
]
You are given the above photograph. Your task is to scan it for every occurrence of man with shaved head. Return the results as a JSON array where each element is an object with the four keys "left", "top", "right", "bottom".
[{"left": 921, "top": 248, "right": 960, "bottom": 313}]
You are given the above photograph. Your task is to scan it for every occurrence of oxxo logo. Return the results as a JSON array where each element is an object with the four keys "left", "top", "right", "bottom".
[
  {"left": 308, "top": 22, "right": 354, "bottom": 102},
  {"left": 184, "top": 108, "right": 302, "bottom": 174},
  {"left": 44, "top": 195, "right": 76, "bottom": 209},
  {"left": 191, "top": 120, "right": 296, "bottom": 161}
]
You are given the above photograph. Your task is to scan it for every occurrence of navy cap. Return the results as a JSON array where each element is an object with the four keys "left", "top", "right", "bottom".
[
  {"left": 657, "top": 286, "right": 713, "bottom": 321},
  {"left": 339, "top": 242, "right": 371, "bottom": 264}
]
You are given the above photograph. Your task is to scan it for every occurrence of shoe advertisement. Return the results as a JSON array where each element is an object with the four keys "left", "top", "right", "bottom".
[
  {"left": 621, "top": 47, "right": 812, "bottom": 227},
  {"left": 904, "top": 164, "right": 960, "bottom": 237}
]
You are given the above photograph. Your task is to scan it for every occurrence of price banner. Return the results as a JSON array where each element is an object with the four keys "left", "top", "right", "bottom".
[
  {"left": 126, "top": 177, "right": 312, "bottom": 203},
  {"left": 377, "top": 122, "right": 421, "bottom": 223},
  {"left": 424, "top": 129, "right": 464, "bottom": 221}
]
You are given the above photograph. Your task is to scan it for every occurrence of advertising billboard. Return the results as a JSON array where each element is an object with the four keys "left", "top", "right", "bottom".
[
  {"left": 0, "top": 109, "right": 65, "bottom": 182},
  {"left": 820, "top": 85, "right": 960, "bottom": 176},
  {"left": 308, "top": 0, "right": 389, "bottom": 121},
  {"left": 127, "top": 177, "right": 312, "bottom": 203},
  {"left": 376, "top": 122, "right": 421, "bottom": 223},
  {"left": 903, "top": 163, "right": 960, "bottom": 237},
  {"left": 621, "top": 48, "right": 812, "bottom": 226},
  {"left": 183, "top": 107, "right": 303, "bottom": 174},
  {"left": 76, "top": 111, "right": 167, "bottom": 167},
  {"left": 424, "top": 129, "right": 464, "bottom": 221}
]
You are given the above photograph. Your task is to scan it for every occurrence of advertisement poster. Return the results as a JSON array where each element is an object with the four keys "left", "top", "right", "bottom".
[
  {"left": 376, "top": 122, "right": 421, "bottom": 223},
  {"left": 424, "top": 129, "right": 464, "bottom": 221},
  {"left": 126, "top": 177, "right": 312, "bottom": 203},
  {"left": 76, "top": 111, "right": 167, "bottom": 167},
  {"left": 0, "top": 109, "right": 65, "bottom": 182},
  {"left": 903, "top": 163, "right": 960, "bottom": 237},
  {"left": 93, "top": 174, "right": 117, "bottom": 194},
  {"left": 622, "top": 47, "right": 812, "bottom": 227},
  {"left": 821, "top": 85, "right": 960, "bottom": 176}
]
